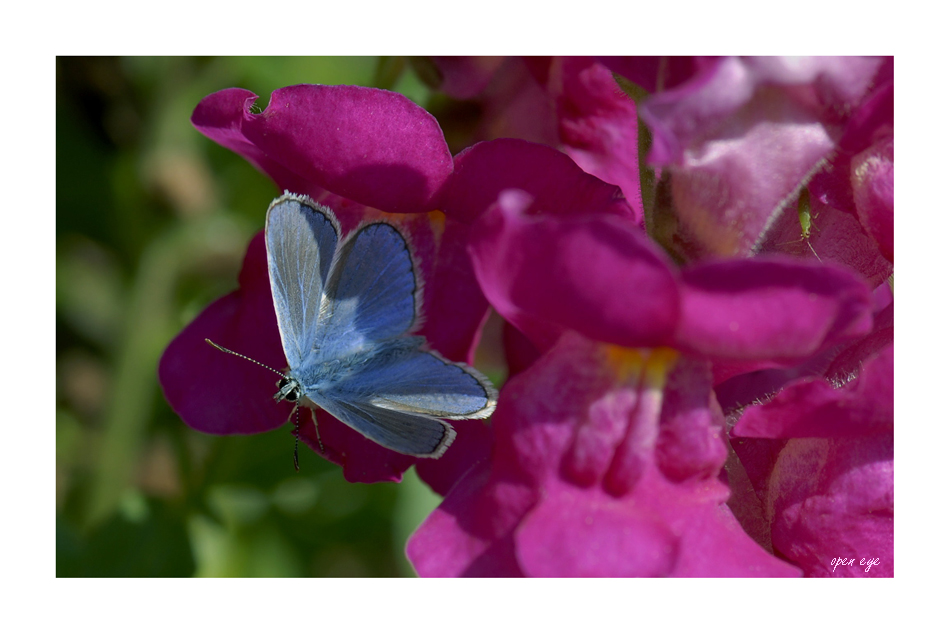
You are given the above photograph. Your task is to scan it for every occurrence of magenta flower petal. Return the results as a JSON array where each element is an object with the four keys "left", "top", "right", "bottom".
[
  {"left": 190, "top": 88, "right": 321, "bottom": 200},
  {"left": 851, "top": 136, "right": 894, "bottom": 262},
  {"left": 756, "top": 435, "right": 893, "bottom": 577},
  {"left": 502, "top": 319, "right": 542, "bottom": 378},
  {"left": 839, "top": 66, "right": 894, "bottom": 155},
  {"left": 470, "top": 58, "right": 561, "bottom": 148},
  {"left": 729, "top": 431, "right": 894, "bottom": 578},
  {"left": 193, "top": 85, "right": 454, "bottom": 214},
  {"left": 516, "top": 475, "right": 799, "bottom": 577},
  {"left": 438, "top": 137, "right": 634, "bottom": 224},
  {"left": 655, "top": 356, "right": 728, "bottom": 482},
  {"left": 639, "top": 57, "right": 760, "bottom": 166},
  {"left": 729, "top": 307, "right": 893, "bottom": 577},
  {"left": 596, "top": 56, "right": 717, "bottom": 93},
  {"left": 414, "top": 215, "right": 490, "bottom": 363},
  {"left": 715, "top": 286, "right": 891, "bottom": 406},
  {"left": 824, "top": 293, "right": 893, "bottom": 378},
  {"left": 732, "top": 344, "right": 893, "bottom": 438},
  {"left": 552, "top": 58, "right": 645, "bottom": 225},
  {"left": 159, "top": 233, "right": 291, "bottom": 434},
  {"left": 639, "top": 57, "right": 884, "bottom": 258},
  {"left": 410, "top": 332, "right": 796, "bottom": 576},
  {"left": 669, "top": 500, "right": 801, "bottom": 577},
  {"left": 415, "top": 419, "right": 494, "bottom": 497},
  {"left": 515, "top": 480, "right": 679, "bottom": 577},
  {"left": 407, "top": 462, "right": 533, "bottom": 577},
  {"left": 676, "top": 257, "right": 873, "bottom": 360},
  {"left": 807, "top": 70, "right": 892, "bottom": 224},
  {"left": 756, "top": 199, "right": 893, "bottom": 287},
  {"left": 431, "top": 56, "right": 506, "bottom": 100},
  {"left": 468, "top": 189, "right": 680, "bottom": 351}
]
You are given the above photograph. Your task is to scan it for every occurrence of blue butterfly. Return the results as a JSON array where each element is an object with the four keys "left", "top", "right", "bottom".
[{"left": 209, "top": 192, "right": 497, "bottom": 466}]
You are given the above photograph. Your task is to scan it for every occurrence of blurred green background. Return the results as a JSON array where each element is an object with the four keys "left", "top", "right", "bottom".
[{"left": 56, "top": 56, "right": 494, "bottom": 577}]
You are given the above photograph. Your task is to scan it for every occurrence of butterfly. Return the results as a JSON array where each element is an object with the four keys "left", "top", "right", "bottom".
[{"left": 209, "top": 192, "right": 497, "bottom": 467}]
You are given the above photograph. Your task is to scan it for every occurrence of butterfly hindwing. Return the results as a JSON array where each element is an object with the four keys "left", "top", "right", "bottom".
[
  {"left": 305, "top": 340, "right": 497, "bottom": 420},
  {"left": 266, "top": 194, "right": 340, "bottom": 369},
  {"left": 316, "top": 398, "right": 456, "bottom": 458}
]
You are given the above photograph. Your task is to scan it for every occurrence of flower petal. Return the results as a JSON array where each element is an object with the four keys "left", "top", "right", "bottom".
[
  {"left": 669, "top": 499, "right": 802, "bottom": 577},
  {"left": 640, "top": 57, "right": 884, "bottom": 258},
  {"left": 414, "top": 215, "right": 490, "bottom": 363},
  {"left": 470, "top": 58, "right": 560, "bottom": 148},
  {"left": 193, "top": 85, "right": 454, "bottom": 214},
  {"left": 676, "top": 257, "right": 873, "bottom": 360},
  {"left": 515, "top": 472, "right": 799, "bottom": 577},
  {"left": 732, "top": 344, "right": 893, "bottom": 439},
  {"left": 515, "top": 480, "right": 678, "bottom": 577},
  {"left": 468, "top": 189, "right": 680, "bottom": 351},
  {"left": 431, "top": 56, "right": 506, "bottom": 100},
  {"left": 766, "top": 436, "right": 893, "bottom": 577},
  {"left": 756, "top": 199, "right": 893, "bottom": 287},
  {"left": 851, "top": 136, "right": 894, "bottom": 262},
  {"left": 407, "top": 462, "right": 533, "bottom": 577},
  {"left": 439, "top": 137, "right": 633, "bottom": 225},
  {"left": 553, "top": 58, "right": 645, "bottom": 225},
  {"left": 159, "top": 232, "right": 291, "bottom": 435},
  {"left": 656, "top": 356, "right": 728, "bottom": 482},
  {"left": 596, "top": 56, "right": 716, "bottom": 94},
  {"left": 415, "top": 419, "right": 494, "bottom": 497}
]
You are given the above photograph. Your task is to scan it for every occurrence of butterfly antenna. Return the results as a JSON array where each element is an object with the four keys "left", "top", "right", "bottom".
[
  {"left": 311, "top": 408, "right": 325, "bottom": 454},
  {"left": 204, "top": 339, "right": 284, "bottom": 377},
  {"left": 293, "top": 407, "right": 300, "bottom": 472}
]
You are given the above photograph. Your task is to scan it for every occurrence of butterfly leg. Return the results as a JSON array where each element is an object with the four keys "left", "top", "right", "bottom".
[
  {"left": 293, "top": 406, "right": 300, "bottom": 472},
  {"left": 281, "top": 404, "right": 301, "bottom": 471},
  {"left": 310, "top": 407, "right": 325, "bottom": 454}
]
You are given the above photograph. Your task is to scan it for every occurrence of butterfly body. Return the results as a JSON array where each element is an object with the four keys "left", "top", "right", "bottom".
[{"left": 264, "top": 192, "right": 496, "bottom": 459}]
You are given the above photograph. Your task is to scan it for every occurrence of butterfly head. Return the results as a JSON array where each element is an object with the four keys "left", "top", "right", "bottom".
[{"left": 274, "top": 376, "right": 303, "bottom": 403}]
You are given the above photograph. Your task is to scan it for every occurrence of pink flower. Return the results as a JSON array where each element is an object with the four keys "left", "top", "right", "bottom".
[
  {"left": 428, "top": 57, "right": 893, "bottom": 281},
  {"left": 728, "top": 287, "right": 893, "bottom": 577},
  {"left": 632, "top": 56, "right": 892, "bottom": 284},
  {"left": 406, "top": 186, "right": 874, "bottom": 576},
  {"left": 429, "top": 57, "right": 647, "bottom": 226}
]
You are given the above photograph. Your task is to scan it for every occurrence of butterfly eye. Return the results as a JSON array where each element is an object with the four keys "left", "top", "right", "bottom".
[
  {"left": 277, "top": 378, "right": 291, "bottom": 389},
  {"left": 286, "top": 387, "right": 301, "bottom": 402}
]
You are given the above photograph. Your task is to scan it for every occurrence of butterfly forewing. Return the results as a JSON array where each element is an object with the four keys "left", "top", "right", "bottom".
[
  {"left": 266, "top": 195, "right": 340, "bottom": 369},
  {"left": 309, "top": 222, "right": 418, "bottom": 362}
]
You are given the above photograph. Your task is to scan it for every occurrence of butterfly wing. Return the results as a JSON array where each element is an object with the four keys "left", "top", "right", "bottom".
[
  {"left": 307, "top": 221, "right": 418, "bottom": 363},
  {"left": 300, "top": 340, "right": 496, "bottom": 456},
  {"left": 316, "top": 398, "right": 457, "bottom": 458},
  {"left": 346, "top": 345, "right": 498, "bottom": 420},
  {"left": 266, "top": 194, "right": 341, "bottom": 370}
]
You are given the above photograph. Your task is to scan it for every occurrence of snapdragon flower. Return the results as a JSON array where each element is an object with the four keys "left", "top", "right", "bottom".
[{"left": 407, "top": 185, "right": 873, "bottom": 576}]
